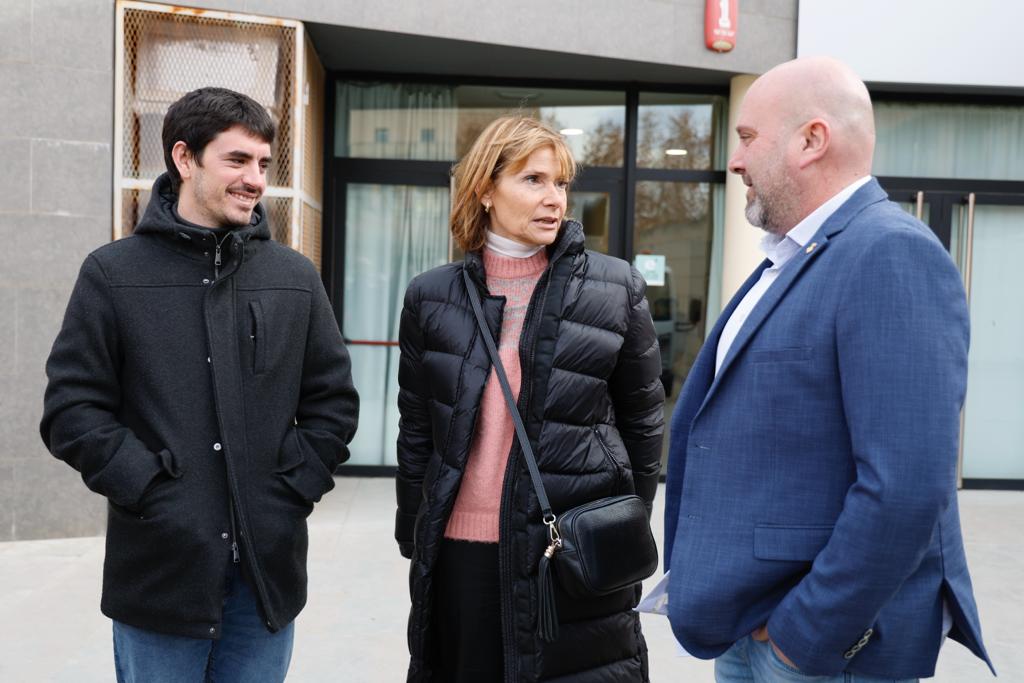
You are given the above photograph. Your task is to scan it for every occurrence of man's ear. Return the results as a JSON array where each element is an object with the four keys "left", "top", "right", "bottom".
[
  {"left": 170, "top": 141, "right": 194, "bottom": 181},
  {"left": 797, "top": 119, "right": 829, "bottom": 169}
]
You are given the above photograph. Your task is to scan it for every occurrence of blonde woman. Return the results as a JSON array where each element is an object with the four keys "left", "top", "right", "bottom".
[{"left": 395, "top": 116, "right": 664, "bottom": 682}]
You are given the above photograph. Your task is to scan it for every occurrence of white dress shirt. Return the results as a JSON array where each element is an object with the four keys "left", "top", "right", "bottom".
[{"left": 714, "top": 176, "right": 871, "bottom": 375}]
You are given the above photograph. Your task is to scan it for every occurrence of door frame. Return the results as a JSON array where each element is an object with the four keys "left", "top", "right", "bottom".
[
  {"left": 322, "top": 74, "right": 728, "bottom": 474},
  {"left": 878, "top": 176, "right": 1024, "bottom": 490}
]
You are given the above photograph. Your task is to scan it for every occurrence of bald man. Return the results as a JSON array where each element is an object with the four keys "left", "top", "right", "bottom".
[{"left": 663, "top": 57, "right": 993, "bottom": 682}]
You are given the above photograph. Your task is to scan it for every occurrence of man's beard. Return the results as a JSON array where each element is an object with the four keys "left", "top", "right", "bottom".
[
  {"left": 744, "top": 172, "right": 796, "bottom": 236},
  {"left": 745, "top": 195, "right": 771, "bottom": 230}
]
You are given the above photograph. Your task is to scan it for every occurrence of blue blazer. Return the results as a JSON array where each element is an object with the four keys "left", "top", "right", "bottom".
[{"left": 663, "top": 180, "right": 992, "bottom": 678}]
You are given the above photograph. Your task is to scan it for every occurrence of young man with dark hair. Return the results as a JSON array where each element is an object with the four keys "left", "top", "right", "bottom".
[{"left": 41, "top": 87, "right": 359, "bottom": 682}]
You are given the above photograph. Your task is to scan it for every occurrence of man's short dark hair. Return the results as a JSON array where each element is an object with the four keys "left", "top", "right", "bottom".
[{"left": 162, "top": 87, "right": 277, "bottom": 192}]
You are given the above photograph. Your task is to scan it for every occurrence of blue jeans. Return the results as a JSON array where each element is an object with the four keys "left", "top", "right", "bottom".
[
  {"left": 113, "top": 564, "right": 294, "bottom": 683},
  {"left": 715, "top": 635, "right": 919, "bottom": 683}
]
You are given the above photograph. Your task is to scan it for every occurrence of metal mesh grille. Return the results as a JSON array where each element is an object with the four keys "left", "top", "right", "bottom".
[
  {"left": 117, "top": 5, "right": 326, "bottom": 262},
  {"left": 121, "top": 189, "right": 152, "bottom": 236},
  {"left": 301, "top": 201, "right": 323, "bottom": 272},
  {"left": 118, "top": 4, "right": 299, "bottom": 245},
  {"left": 265, "top": 196, "right": 292, "bottom": 245},
  {"left": 121, "top": 7, "right": 295, "bottom": 184}
]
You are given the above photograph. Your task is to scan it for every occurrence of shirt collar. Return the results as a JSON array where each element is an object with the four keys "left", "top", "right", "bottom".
[{"left": 759, "top": 175, "right": 872, "bottom": 268}]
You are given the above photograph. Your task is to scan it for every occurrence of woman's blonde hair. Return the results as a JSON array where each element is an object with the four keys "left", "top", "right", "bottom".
[{"left": 450, "top": 116, "right": 577, "bottom": 253}]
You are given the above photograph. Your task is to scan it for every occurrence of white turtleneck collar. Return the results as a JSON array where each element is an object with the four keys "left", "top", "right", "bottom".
[{"left": 485, "top": 229, "right": 544, "bottom": 258}]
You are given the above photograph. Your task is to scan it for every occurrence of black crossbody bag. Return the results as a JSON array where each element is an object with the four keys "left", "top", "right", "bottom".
[{"left": 463, "top": 269, "right": 659, "bottom": 643}]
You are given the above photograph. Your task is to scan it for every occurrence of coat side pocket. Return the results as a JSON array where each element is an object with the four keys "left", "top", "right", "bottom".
[{"left": 753, "top": 524, "right": 834, "bottom": 561}]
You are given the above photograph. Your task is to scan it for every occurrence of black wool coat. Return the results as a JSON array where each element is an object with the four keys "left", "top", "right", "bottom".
[
  {"left": 395, "top": 221, "right": 665, "bottom": 682},
  {"left": 40, "top": 174, "right": 358, "bottom": 638}
]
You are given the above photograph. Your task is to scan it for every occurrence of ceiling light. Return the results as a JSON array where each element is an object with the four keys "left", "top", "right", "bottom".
[
  {"left": 665, "top": 148, "right": 688, "bottom": 156},
  {"left": 560, "top": 128, "right": 584, "bottom": 136}
]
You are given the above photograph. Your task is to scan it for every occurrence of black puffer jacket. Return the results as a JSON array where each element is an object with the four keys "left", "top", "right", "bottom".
[
  {"left": 40, "top": 174, "right": 358, "bottom": 638},
  {"left": 395, "top": 221, "right": 665, "bottom": 682}
]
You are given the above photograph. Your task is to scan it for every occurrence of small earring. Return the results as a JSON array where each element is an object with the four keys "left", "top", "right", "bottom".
[{"left": 483, "top": 203, "right": 490, "bottom": 214}]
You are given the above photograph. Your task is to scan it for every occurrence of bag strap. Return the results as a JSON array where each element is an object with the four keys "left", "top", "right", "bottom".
[{"left": 462, "top": 269, "right": 556, "bottom": 527}]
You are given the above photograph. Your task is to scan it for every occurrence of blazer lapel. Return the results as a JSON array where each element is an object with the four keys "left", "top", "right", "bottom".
[
  {"left": 703, "top": 259, "right": 770, "bottom": 368},
  {"left": 678, "top": 259, "right": 769, "bottom": 420},
  {"left": 695, "top": 179, "right": 889, "bottom": 416},
  {"left": 709, "top": 236, "right": 830, "bottom": 387}
]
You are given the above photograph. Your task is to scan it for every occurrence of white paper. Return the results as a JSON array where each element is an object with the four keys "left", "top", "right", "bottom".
[
  {"left": 635, "top": 571, "right": 694, "bottom": 657},
  {"left": 636, "top": 570, "right": 671, "bottom": 615}
]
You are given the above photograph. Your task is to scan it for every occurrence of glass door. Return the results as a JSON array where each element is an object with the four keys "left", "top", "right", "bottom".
[
  {"left": 335, "top": 177, "right": 616, "bottom": 467},
  {"left": 632, "top": 181, "right": 721, "bottom": 468},
  {"left": 888, "top": 182, "right": 1024, "bottom": 487},
  {"left": 569, "top": 190, "right": 614, "bottom": 253},
  {"left": 953, "top": 195, "right": 1024, "bottom": 483},
  {"left": 569, "top": 170, "right": 622, "bottom": 255},
  {"left": 340, "top": 183, "right": 450, "bottom": 466},
  {"left": 327, "top": 78, "right": 727, "bottom": 472}
]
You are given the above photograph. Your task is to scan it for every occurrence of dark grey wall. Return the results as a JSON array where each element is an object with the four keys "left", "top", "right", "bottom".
[{"left": 0, "top": 0, "right": 114, "bottom": 541}]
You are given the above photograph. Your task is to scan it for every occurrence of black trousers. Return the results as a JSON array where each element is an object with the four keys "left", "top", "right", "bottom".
[{"left": 432, "top": 538, "right": 504, "bottom": 682}]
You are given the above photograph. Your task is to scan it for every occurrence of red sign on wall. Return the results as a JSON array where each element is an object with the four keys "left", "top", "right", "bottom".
[{"left": 705, "top": 0, "right": 738, "bottom": 53}]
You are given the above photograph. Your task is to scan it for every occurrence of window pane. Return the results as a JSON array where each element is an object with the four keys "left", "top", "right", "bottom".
[
  {"left": 343, "top": 184, "right": 450, "bottom": 466},
  {"left": 454, "top": 86, "right": 626, "bottom": 166},
  {"left": 956, "top": 205, "right": 1024, "bottom": 478},
  {"left": 637, "top": 93, "right": 727, "bottom": 170},
  {"left": 334, "top": 81, "right": 626, "bottom": 166},
  {"left": 335, "top": 82, "right": 457, "bottom": 160},
  {"left": 568, "top": 191, "right": 611, "bottom": 253},
  {"left": 874, "top": 102, "right": 1024, "bottom": 180},
  {"left": 633, "top": 181, "right": 716, "bottom": 467}
]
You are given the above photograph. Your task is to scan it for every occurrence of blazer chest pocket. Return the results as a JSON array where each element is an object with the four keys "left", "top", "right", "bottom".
[
  {"left": 753, "top": 524, "right": 834, "bottom": 562},
  {"left": 748, "top": 347, "right": 812, "bottom": 363}
]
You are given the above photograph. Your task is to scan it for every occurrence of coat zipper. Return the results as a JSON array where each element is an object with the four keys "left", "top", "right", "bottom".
[
  {"left": 214, "top": 233, "right": 238, "bottom": 565},
  {"left": 471, "top": 228, "right": 576, "bottom": 680},
  {"left": 592, "top": 425, "right": 624, "bottom": 492},
  {"left": 498, "top": 265, "right": 554, "bottom": 683},
  {"left": 213, "top": 231, "right": 230, "bottom": 280},
  {"left": 204, "top": 235, "right": 278, "bottom": 627},
  {"left": 229, "top": 503, "right": 240, "bottom": 563}
]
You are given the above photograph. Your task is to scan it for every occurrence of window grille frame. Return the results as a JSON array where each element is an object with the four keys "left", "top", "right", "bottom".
[{"left": 114, "top": 1, "right": 317, "bottom": 262}]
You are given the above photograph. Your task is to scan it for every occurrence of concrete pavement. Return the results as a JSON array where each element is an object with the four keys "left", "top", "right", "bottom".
[{"left": 0, "top": 479, "right": 1018, "bottom": 681}]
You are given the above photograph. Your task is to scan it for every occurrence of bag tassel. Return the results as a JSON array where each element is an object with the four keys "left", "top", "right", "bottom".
[{"left": 537, "top": 540, "right": 560, "bottom": 642}]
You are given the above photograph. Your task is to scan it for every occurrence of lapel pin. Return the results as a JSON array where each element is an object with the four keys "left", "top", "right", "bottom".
[{"left": 805, "top": 242, "right": 818, "bottom": 254}]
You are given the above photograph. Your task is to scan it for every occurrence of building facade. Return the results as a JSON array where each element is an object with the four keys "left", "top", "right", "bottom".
[{"left": 1, "top": 0, "right": 1020, "bottom": 540}]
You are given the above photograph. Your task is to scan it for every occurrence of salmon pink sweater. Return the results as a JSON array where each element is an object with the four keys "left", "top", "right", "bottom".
[{"left": 444, "top": 246, "right": 548, "bottom": 542}]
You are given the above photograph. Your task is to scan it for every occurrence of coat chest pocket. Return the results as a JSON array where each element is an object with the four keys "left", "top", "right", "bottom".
[{"left": 249, "top": 300, "right": 267, "bottom": 375}]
